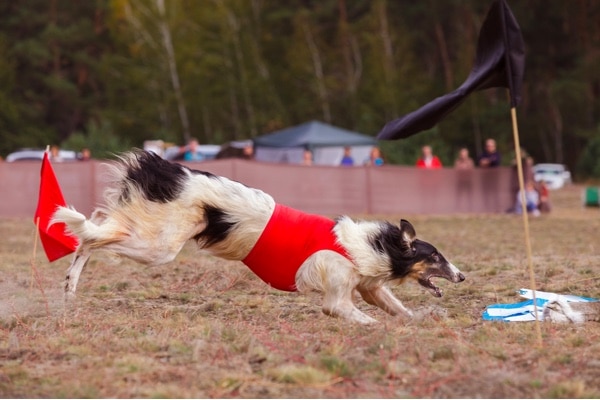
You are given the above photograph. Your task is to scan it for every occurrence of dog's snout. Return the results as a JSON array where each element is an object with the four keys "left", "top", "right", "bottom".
[{"left": 447, "top": 262, "right": 465, "bottom": 283}]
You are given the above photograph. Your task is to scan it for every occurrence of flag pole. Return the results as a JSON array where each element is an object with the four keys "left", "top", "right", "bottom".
[
  {"left": 31, "top": 216, "right": 41, "bottom": 292},
  {"left": 498, "top": 0, "right": 542, "bottom": 347},
  {"left": 510, "top": 107, "right": 542, "bottom": 347},
  {"left": 31, "top": 147, "right": 49, "bottom": 291}
]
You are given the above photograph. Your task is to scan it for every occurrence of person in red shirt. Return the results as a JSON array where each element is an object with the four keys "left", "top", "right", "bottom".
[
  {"left": 537, "top": 180, "right": 551, "bottom": 213},
  {"left": 416, "top": 145, "right": 442, "bottom": 169}
]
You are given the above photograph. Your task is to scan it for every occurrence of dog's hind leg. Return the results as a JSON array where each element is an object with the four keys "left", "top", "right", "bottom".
[
  {"left": 357, "top": 285, "right": 413, "bottom": 318},
  {"left": 64, "top": 247, "right": 91, "bottom": 298}
]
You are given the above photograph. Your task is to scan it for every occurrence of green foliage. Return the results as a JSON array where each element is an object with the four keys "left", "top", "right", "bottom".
[
  {"left": 0, "top": 0, "right": 598, "bottom": 174},
  {"left": 320, "top": 355, "right": 351, "bottom": 377},
  {"left": 576, "top": 127, "right": 600, "bottom": 179},
  {"left": 62, "top": 119, "right": 132, "bottom": 159}
]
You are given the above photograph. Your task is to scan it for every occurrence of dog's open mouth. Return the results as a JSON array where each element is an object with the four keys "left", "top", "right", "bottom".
[{"left": 418, "top": 277, "right": 444, "bottom": 297}]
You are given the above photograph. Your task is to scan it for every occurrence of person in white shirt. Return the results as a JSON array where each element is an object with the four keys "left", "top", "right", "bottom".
[{"left": 515, "top": 180, "right": 540, "bottom": 216}]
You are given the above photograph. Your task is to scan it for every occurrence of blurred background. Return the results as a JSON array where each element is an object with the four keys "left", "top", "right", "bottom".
[{"left": 0, "top": 0, "right": 598, "bottom": 180}]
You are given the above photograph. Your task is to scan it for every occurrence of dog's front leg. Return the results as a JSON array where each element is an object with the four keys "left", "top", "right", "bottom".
[
  {"left": 297, "top": 253, "right": 378, "bottom": 324},
  {"left": 322, "top": 291, "right": 378, "bottom": 324},
  {"left": 357, "top": 285, "right": 414, "bottom": 318},
  {"left": 64, "top": 247, "right": 91, "bottom": 298},
  {"left": 321, "top": 270, "right": 378, "bottom": 325}
]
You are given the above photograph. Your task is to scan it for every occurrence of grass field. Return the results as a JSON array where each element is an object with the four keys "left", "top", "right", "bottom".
[{"left": 1, "top": 184, "right": 599, "bottom": 398}]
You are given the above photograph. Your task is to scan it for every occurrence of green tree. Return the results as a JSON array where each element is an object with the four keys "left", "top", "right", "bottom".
[
  {"left": 576, "top": 126, "right": 600, "bottom": 179},
  {"left": 0, "top": 0, "right": 598, "bottom": 178},
  {"left": 0, "top": 0, "right": 112, "bottom": 155}
]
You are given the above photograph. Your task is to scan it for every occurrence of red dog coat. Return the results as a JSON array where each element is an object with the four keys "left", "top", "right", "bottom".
[{"left": 242, "top": 204, "right": 350, "bottom": 291}]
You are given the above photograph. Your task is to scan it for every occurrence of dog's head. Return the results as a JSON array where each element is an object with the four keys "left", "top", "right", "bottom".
[{"left": 379, "top": 219, "right": 465, "bottom": 297}]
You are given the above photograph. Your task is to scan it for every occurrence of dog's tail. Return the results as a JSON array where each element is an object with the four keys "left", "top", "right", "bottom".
[{"left": 51, "top": 206, "right": 106, "bottom": 245}]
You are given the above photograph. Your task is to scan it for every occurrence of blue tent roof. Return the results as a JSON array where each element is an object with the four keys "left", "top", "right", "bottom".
[{"left": 253, "top": 120, "right": 376, "bottom": 149}]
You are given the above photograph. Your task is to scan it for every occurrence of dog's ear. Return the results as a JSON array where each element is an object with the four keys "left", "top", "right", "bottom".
[
  {"left": 399, "top": 219, "right": 416, "bottom": 257},
  {"left": 400, "top": 219, "right": 416, "bottom": 242}
]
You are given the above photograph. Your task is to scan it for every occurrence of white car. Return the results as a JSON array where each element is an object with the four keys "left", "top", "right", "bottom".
[
  {"left": 6, "top": 148, "right": 78, "bottom": 162},
  {"left": 532, "top": 163, "right": 572, "bottom": 190}
]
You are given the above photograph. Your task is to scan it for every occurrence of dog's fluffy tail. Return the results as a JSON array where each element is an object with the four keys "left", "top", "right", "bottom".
[{"left": 52, "top": 206, "right": 104, "bottom": 244}]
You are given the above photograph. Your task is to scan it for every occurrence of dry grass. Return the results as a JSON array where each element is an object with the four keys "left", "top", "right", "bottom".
[{"left": 1, "top": 184, "right": 600, "bottom": 398}]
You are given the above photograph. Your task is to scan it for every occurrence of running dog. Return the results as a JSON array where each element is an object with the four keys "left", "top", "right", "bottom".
[{"left": 52, "top": 150, "right": 465, "bottom": 324}]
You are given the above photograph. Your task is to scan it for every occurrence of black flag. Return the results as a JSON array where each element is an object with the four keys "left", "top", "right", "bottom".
[{"left": 377, "top": 0, "right": 525, "bottom": 140}]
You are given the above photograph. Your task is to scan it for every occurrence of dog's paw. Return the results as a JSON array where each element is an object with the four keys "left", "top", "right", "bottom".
[
  {"left": 323, "top": 306, "right": 378, "bottom": 324},
  {"left": 350, "top": 311, "right": 379, "bottom": 325},
  {"left": 63, "top": 280, "right": 78, "bottom": 300},
  {"left": 64, "top": 290, "right": 77, "bottom": 301}
]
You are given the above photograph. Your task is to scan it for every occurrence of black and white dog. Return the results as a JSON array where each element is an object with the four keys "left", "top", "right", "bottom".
[{"left": 52, "top": 150, "right": 465, "bottom": 324}]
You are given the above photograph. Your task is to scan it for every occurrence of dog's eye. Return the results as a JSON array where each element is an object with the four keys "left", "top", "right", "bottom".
[{"left": 431, "top": 253, "right": 440, "bottom": 262}]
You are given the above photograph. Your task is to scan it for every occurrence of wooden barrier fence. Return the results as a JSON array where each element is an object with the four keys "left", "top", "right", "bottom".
[{"left": 0, "top": 159, "right": 516, "bottom": 218}]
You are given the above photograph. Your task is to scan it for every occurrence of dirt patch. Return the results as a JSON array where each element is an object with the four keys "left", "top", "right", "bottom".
[{"left": 1, "top": 185, "right": 599, "bottom": 398}]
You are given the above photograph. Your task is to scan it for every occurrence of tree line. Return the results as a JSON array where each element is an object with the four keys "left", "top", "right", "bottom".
[{"left": 0, "top": 0, "right": 599, "bottom": 178}]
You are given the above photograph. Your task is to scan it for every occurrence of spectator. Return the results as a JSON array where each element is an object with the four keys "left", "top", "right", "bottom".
[
  {"left": 340, "top": 146, "right": 354, "bottom": 166},
  {"left": 478, "top": 138, "right": 501, "bottom": 167},
  {"left": 302, "top": 149, "right": 313, "bottom": 166},
  {"left": 454, "top": 147, "right": 474, "bottom": 210},
  {"left": 179, "top": 138, "right": 204, "bottom": 161},
  {"left": 242, "top": 143, "right": 254, "bottom": 160},
  {"left": 510, "top": 150, "right": 534, "bottom": 195},
  {"left": 524, "top": 155, "right": 535, "bottom": 183},
  {"left": 416, "top": 145, "right": 442, "bottom": 169},
  {"left": 454, "top": 147, "right": 474, "bottom": 169},
  {"left": 538, "top": 180, "right": 551, "bottom": 213},
  {"left": 365, "top": 147, "right": 384, "bottom": 166},
  {"left": 514, "top": 180, "right": 540, "bottom": 216},
  {"left": 78, "top": 148, "right": 92, "bottom": 161},
  {"left": 49, "top": 145, "right": 63, "bottom": 162},
  {"left": 510, "top": 149, "right": 534, "bottom": 178},
  {"left": 215, "top": 141, "right": 254, "bottom": 160}
]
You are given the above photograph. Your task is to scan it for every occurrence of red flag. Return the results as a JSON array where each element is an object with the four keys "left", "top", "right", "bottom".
[
  {"left": 34, "top": 152, "right": 78, "bottom": 261},
  {"left": 377, "top": 0, "right": 525, "bottom": 140}
]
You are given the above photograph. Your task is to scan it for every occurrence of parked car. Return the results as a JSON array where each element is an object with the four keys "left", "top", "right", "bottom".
[
  {"left": 532, "top": 163, "right": 572, "bottom": 190},
  {"left": 6, "top": 148, "right": 78, "bottom": 162}
]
